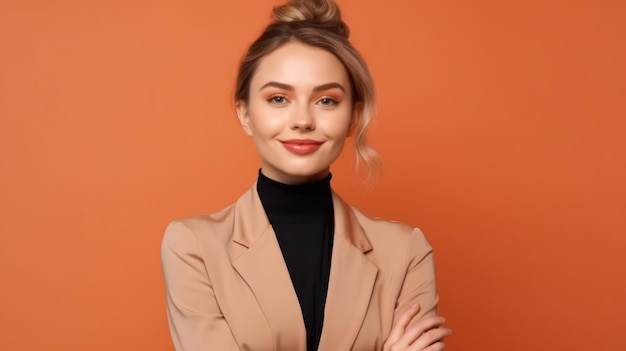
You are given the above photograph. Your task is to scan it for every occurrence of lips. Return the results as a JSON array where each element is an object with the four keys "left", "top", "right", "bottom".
[{"left": 280, "top": 139, "right": 324, "bottom": 155}]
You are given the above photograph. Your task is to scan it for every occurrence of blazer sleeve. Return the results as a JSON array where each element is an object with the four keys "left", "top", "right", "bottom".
[
  {"left": 161, "top": 220, "right": 241, "bottom": 351},
  {"left": 393, "top": 228, "right": 439, "bottom": 327}
]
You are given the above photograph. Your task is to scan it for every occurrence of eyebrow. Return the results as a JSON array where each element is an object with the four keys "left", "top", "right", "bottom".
[{"left": 259, "top": 81, "right": 345, "bottom": 93}]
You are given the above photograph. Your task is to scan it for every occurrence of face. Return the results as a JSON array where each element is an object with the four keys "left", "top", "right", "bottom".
[{"left": 237, "top": 42, "right": 356, "bottom": 184}]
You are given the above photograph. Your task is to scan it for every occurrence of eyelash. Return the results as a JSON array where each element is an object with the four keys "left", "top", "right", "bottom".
[
  {"left": 265, "top": 95, "right": 339, "bottom": 106},
  {"left": 318, "top": 97, "right": 338, "bottom": 106},
  {"left": 267, "top": 95, "right": 288, "bottom": 104}
]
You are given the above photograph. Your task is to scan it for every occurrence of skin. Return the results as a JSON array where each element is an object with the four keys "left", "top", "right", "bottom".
[
  {"left": 236, "top": 42, "right": 355, "bottom": 185},
  {"left": 237, "top": 41, "right": 451, "bottom": 349}
]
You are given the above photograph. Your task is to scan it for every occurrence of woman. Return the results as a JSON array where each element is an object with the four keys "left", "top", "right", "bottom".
[{"left": 161, "top": 0, "right": 451, "bottom": 350}]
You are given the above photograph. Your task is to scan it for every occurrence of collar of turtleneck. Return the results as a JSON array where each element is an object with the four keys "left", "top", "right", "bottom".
[{"left": 256, "top": 170, "right": 334, "bottom": 219}]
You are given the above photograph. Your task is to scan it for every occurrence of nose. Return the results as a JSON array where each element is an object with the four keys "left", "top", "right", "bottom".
[{"left": 289, "top": 104, "right": 315, "bottom": 131}]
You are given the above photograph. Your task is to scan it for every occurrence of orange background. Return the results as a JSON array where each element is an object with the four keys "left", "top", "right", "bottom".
[{"left": 1, "top": 0, "right": 624, "bottom": 350}]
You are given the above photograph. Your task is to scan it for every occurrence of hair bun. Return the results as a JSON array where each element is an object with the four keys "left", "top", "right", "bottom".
[{"left": 272, "top": 0, "right": 349, "bottom": 38}]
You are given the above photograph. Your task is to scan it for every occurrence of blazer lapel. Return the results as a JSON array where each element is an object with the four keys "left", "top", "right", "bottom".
[
  {"left": 231, "top": 185, "right": 307, "bottom": 351},
  {"left": 318, "top": 193, "right": 379, "bottom": 351}
]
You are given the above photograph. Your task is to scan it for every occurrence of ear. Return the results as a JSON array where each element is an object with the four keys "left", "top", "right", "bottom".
[
  {"left": 236, "top": 100, "right": 253, "bottom": 136},
  {"left": 347, "top": 102, "right": 363, "bottom": 137}
]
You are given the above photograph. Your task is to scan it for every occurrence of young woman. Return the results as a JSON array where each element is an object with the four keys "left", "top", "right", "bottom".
[{"left": 161, "top": 0, "right": 451, "bottom": 350}]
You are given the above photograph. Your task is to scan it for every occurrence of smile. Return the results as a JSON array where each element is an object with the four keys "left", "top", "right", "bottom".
[{"left": 279, "top": 139, "right": 324, "bottom": 155}]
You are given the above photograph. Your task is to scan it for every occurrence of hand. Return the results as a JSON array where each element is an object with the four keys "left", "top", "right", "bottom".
[{"left": 383, "top": 304, "right": 452, "bottom": 351}]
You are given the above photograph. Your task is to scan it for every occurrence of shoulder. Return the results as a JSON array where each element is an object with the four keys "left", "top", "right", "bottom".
[
  {"left": 161, "top": 204, "right": 236, "bottom": 256},
  {"left": 351, "top": 206, "right": 415, "bottom": 236},
  {"left": 350, "top": 206, "right": 433, "bottom": 260}
]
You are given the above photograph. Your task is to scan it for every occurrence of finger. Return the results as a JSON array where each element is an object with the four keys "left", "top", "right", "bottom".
[
  {"left": 422, "top": 341, "right": 446, "bottom": 351},
  {"left": 396, "top": 316, "right": 446, "bottom": 348},
  {"left": 409, "top": 328, "right": 452, "bottom": 351},
  {"left": 396, "top": 304, "right": 421, "bottom": 330},
  {"left": 385, "top": 304, "right": 421, "bottom": 347}
]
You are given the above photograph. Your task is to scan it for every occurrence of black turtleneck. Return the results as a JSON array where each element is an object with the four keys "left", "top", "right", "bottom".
[{"left": 256, "top": 171, "right": 334, "bottom": 351}]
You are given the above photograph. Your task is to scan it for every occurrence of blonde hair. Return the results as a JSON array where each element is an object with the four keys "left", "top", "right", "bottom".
[{"left": 235, "top": 0, "right": 380, "bottom": 178}]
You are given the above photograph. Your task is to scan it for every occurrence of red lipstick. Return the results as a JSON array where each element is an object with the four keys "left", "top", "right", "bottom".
[{"left": 280, "top": 139, "right": 323, "bottom": 155}]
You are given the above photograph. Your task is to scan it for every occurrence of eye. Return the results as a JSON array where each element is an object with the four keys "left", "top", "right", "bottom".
[
  {"left": 267, "top": 95, "right": 288, "bottom": 104},
  {"left": 318, "top": 97, "right": 338, "bottom": 106}
]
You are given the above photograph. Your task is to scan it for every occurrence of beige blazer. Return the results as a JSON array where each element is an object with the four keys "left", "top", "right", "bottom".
[{"left": 161, "top": 184, "right": 438, "bottom": 351}]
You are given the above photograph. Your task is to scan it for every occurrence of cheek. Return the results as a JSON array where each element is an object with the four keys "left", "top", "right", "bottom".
[
  {"left": 248, "top": 105, "right": 284, "bottom": 135},
  {"left": 321, "top": 109, "right": 353, "bottom": 137}
]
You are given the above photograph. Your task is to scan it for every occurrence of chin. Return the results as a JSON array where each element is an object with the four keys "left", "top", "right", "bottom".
[
  {"left": 289, "top": 168, "right": 328, "bottom": 179},
  {"left": 276, "top": 165, "right": 330, "bottom": 183}
]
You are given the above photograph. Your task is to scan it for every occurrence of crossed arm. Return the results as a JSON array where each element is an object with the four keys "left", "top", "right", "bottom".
[
  {"left": 383, "top": 228, "right": 451, "bottom": 351},
  {"left": 161, "top": 222, "right": 450, "bottom": 351}
]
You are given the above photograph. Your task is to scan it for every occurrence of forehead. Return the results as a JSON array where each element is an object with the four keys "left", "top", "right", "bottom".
[{"left": 250, "top": 42, "right": 351, "bottom": 90}]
